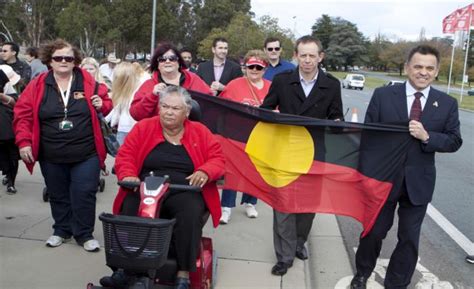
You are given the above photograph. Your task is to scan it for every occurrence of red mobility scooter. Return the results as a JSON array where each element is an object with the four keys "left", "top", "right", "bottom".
[{"left": 87, "top": 174, "right": 217, "bottom": 289}]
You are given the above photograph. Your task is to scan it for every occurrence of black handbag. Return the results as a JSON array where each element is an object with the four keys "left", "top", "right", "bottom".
[{"left": 94, "top": 82, "right": 119, "bottom": 157}]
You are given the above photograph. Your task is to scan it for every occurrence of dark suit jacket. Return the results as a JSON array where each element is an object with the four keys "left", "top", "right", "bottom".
[
  {"left": 365, "top": 84, "right": 462, "bottom": 205},
  {"left": 197, "top": 59, "right": 243, "bottom": 87},
  {"left": 261, "top": 68, "right": 343, "bottom": 120}
]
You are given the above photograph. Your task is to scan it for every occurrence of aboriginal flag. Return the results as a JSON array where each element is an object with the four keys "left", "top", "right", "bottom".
[{"left": 190, "top": 91, "right": 412, "bottom": 236}]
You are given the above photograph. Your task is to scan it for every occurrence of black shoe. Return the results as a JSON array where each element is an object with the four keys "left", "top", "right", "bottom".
[
  {"left": 271, "top": 262, "right": 292, "bottom": 276},
  {"left": 466, "top": 255, "right": 474, "bottom": 264},
  {"left": 6, "top": 186, "right": 17, "bottom": 195},
  {"left": 2, "top": 176, "right": 8, "bottom": 186},
  {"left": 99, "top": 270, "right": 129, "bottom": 288},
  {"left": 350, "top": 275, "right": 368, "bottom": 289},
  {"left": 296, "top": 245, "right": 308, "bottom": 260},
  {"left": 175, "top": 277, "right": 190, "bottom": 289}
]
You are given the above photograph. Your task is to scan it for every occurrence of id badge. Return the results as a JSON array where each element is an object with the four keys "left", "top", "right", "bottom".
[{"left": 59, "top": 120, "right": 74, "bottom": 131}]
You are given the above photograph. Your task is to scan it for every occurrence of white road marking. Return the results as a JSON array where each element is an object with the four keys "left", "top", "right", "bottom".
[
  {"left": 334, "top": 249, "right": 454, "bottom": 288},
  {"left": 427, "top": 204, "right": 474, "bottom": 255}
]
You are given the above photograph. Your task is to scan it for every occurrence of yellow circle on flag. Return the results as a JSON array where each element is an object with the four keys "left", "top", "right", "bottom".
[{"left": 245, "top": 122, "right": 315, "bottom": 187}]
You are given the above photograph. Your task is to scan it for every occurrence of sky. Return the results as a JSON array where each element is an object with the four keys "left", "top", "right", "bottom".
[{"left": 251, "top": 0, "right": 469, "bottom": 41}]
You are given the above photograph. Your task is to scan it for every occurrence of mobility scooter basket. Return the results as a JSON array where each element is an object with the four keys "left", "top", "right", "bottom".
[{"left": 99, "top": 212, "right": 176, "bottom": 273}]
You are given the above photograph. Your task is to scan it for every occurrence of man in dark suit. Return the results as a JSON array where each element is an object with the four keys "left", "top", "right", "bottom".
[
  {"left": 261, "top": 35, "right": 343, "bottom": 276},
  {"left": 197, "top": 37, "right": 242, "bottom": 95},
  {"left": 351, "top": 45, "right": 462, "bottom": 289}
]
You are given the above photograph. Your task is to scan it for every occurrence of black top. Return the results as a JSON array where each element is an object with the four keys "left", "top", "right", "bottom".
[
  {"left": 0, "top": 94, "right": 17, "bottom": 141},
  {"left": 158, "top": 73, "right": 185, "bottom": 86},
  {"left": 140, "top": 141, "right": 195, "bottom": 189},
  {"left": 38, "top": 69, "right": 96, "bottom": 163}
]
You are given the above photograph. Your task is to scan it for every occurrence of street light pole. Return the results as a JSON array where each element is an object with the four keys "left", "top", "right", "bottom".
[{"left": 150, "top": 0, "right": 157, "bottom": 59}]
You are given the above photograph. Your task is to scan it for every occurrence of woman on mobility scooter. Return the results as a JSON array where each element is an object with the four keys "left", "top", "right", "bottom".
[{"left": 109, "top": 86, "right": 225, "bottom": 289}]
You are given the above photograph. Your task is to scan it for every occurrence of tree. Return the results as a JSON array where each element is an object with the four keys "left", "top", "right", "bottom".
[
  {"left": 324, "top": 18, "right": 367, "bottom": 70},
  {"left": 439, "top": 48, "right": 464, "bottom": 85},
  {"left": 198, "top": 12, "right": 263, "bottom": 60},
  {"left": 56, "top": 1, "right": 112, "bottom": 57},
  {"left": 380, "top": 40, "right": 412, "bottom": 76},
  {"left": 0, "top": 0, "right": 65, "bottom": 46},
  {"left": 311, "top": 14, "right": 333, "bottom": 50},
  {"left": 194, "top": 0, "right": 251, "bottom": 45},
  {"left": 367, "top": 33, "right": 392, "bottom": 71}
]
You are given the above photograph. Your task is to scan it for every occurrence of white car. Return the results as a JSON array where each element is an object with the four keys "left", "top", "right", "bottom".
[
  {"left": 342, "top": 74, "right": 365, "bottom": 90},
  {"left": 385, "top": 80, "right": 404, "bottom": 86}
]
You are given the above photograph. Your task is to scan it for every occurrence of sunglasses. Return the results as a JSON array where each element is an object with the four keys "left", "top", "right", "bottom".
[
  {"left": 246, "top": 65, "right": 265, "bottom": 71},
  {"left": 52, "top": 56, "right": 75, "bottom": 63},
  {"left": 158, "top": 55, "right": 179, "bottom": 63},
  {"left": 266, "top": 47, "right": 281, "bottom": 52}
]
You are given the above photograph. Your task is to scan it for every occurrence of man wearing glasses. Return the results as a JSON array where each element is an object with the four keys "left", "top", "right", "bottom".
[
  {"left": 0, "top": 42, "right": 31, "bottom": 92},
  {"left": 263, "top": 37, "right": 295, "bottom": 81}
]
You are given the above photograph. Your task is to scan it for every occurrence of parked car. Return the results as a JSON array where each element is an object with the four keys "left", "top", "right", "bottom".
[
  {"left": 385, "top": 80, "right": 404, "bottom": 86},
  {"left": 342, "top": 74, "right": 365, "bottom": 90},
  {"left": 468, "top": 88, "right": 474, "bottom": 96}
]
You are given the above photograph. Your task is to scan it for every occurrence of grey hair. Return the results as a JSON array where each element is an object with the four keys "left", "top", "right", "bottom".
[{"left": 159, "top": 86, "right": 192, "bottom": 111}]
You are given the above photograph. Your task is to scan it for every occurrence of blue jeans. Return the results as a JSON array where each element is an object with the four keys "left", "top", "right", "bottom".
[
  {"left": 220, "top": 189, "right": 257, "bottom": 207},
  {"left": 40, "top": 156, "right": 100, "bottom": 243},
  {"left": 116, "top": 131, "right": 128, "bottom": 146}
]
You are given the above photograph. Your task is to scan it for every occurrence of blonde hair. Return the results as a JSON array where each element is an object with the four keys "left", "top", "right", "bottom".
[
  {"left": 80, "top": 57, "right": 105, "bottom": 83},
  {"left": 244, "top": 50, "right": 269, "bottom": 65},
  {"left": 111, "top": 62, "right": 145, "bottom": 108}
]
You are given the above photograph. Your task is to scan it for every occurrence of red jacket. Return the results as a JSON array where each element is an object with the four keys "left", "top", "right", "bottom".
[
  {"left": 130, "top": 69, "right": 212, "bottom": 121},
  {"left": 113, "top": 116, "right": 225, "bottom": 227},
  {"left": 13, "top": 68, "right": 113, "bottom": 173}
]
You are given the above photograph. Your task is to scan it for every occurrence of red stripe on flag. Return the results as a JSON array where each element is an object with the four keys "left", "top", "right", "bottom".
[{"left": 218, "top": 136, "right": 391, "bottom": 236}]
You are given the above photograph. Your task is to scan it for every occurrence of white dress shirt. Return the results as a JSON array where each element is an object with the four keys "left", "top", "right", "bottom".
[
  {"left": 405, "top": 81, "right": 430, "bottom": 113},
  {"left": 299, "top": 72, "right": 318, "bottom": 97}
]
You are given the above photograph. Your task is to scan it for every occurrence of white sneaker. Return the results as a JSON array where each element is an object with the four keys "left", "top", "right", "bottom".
[
  {"left": 220, "top": 207, "right": 231, "bottom": 224},
  {"left": 45, "top": 235, "right": 70, "bottom": 247},
  {"left": 245, "top": 203, "right": 258, "bottom": 218},
  {"left": 83, "top": 239, "right": 100, "bottom": 252}
]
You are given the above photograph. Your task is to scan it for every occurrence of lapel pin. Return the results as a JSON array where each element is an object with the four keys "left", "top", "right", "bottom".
[{"left": 433, "top": 101, "right": 438, "bottom": 107}]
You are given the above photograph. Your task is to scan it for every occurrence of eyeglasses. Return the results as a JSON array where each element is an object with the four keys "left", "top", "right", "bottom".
[
  {"left": 52, "top": 56, "right": 75, "bottom": 63},
  {"left": 158, "top": 55, "right": 179, "bottom": 63},
  {"left": 266, "top": 47, "right": 281, "bottom": 52},
  {"left": 246, "top": 65, "right": 265, "bottom": 71}
]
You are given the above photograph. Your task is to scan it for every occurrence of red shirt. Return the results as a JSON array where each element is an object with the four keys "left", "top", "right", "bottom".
[
  {"left": 13, "top": 68, "right": 113, "bottom": 173},
  {"left": 220, "top": 77, "right": 271, "bottom": 106},
  {"left": 130, "top": 70, "right": 212, "bottom": 121},
  {"left": 113, "top": 117, "right": 225, "bottom": 227}
]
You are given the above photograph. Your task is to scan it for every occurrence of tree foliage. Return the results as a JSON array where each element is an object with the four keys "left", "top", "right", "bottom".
[
  {"left": 311, "top": 16, "right": 366, "bottom": 70},
  {"left": 197, "top": 13, "right": 294, "bottom": 61}
]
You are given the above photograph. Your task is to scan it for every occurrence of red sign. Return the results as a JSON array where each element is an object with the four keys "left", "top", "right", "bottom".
[{"left": 443, "top": 4, "right": 474, "bottom": 34}]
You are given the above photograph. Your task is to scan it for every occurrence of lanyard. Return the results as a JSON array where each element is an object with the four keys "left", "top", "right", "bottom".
[{"left": 55, "top": 75, "right": 73, "bottom": 118}]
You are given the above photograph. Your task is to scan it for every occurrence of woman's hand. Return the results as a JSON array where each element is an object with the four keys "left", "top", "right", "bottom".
[
  {"left": 19, "top": 146, "right": 34, "bottom": 163},
  {"left": 121, "top": 176, "right": 140, "bottom": 192},
  {"left": 91, "top": 95, "right": 103, "bottom": 111},
  {"left": 122, "top": 176, "right": 140, "bottom": 182},
  {"left": 153, "top": 83, "right": 167, "bottom": 96},
  {"left": 186, "top": 170, "right": 209, "bottom": 187}
]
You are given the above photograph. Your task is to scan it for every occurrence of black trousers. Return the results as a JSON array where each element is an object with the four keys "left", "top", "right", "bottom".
[
  {"left": 0, "top": 140, "right": 19, "bottom": 187},
  {"left": 354, "top": 181, "right": 428, "bottom": 289},
  {"left": 121, "top": 190, "right": 206, "bottom": 272}
]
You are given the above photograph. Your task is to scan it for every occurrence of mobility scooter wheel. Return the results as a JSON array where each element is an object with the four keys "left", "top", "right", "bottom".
[{"left": 42, "top": 187, "right": 49, "bottom": 202}]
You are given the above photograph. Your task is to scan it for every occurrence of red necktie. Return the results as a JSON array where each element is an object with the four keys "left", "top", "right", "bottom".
[{"left": 410, "top": 92, "right": 423, "bottom": 121}]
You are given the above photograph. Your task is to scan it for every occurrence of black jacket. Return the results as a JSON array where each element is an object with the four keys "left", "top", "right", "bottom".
[
  {"left": 261, "top": 68, "right": 343, "bottom": 120},
  {"left": 197, "top": 59, "right": 242, "bottom": 87}
]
